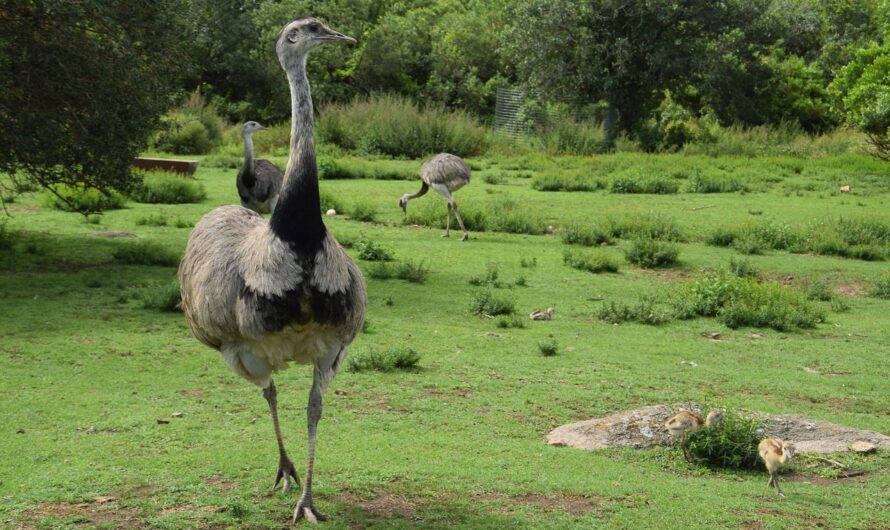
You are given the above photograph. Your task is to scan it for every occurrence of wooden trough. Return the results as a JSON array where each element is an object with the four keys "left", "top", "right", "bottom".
[{"left": 131, "top": 157, "right": 199, "bottom": 176}]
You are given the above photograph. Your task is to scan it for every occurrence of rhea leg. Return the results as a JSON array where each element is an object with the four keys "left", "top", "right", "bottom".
[
  {"left": 773, "top": 472, "right": 785, "bottom": 497},
  {"left": 263, "top": 380, "right": 300, "bottom": 493},
  {"left": 293, "top": 349, "right": 346, "bottom": 524},
  {"left": 443, "top": 203, "right": 452, "bottom": 238},
  {"left": 450, "top": 201, "right": 468, "bottom": 241}
]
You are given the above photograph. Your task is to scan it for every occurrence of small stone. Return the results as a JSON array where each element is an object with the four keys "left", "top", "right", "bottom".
[
  {"left": 839, "top": 184, "right": 851, "bottom": 193},
  {"left": 95, "top": 496, "right": 116, "bottom": 504},
  {"left": 85, "top": 426, "right": 97, "bottom": 434},
  {"left": 334, "top": 389, "right": 349, "bottom": 396},
  {"left": 15, "top": 428, "right": 25, "bottom": 434},
  {"left": 849, "top": 441, "right": 877, "bottom": 454},
  {"left": 325, "top": 208, "right": 336, "bottom": 216}
]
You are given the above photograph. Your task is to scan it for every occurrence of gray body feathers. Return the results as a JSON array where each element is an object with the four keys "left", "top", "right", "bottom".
[
  {"left": 421, "top": 152, "right": 470, "bottom": 191},
  {"left": 237, "top": 158, "right": 283, "bottom": 214}
]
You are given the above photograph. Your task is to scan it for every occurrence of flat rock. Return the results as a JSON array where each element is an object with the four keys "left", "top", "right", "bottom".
[
  {"left": 848, "top": 441, "right": 877, "bottom": 454},
  {"left": 547, "top": 404, "right": 890, "bottom": 454}
]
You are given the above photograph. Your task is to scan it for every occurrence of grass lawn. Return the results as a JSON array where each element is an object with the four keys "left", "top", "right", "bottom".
[{"left": 1, "top": 151, "right": 889, "bottom": 529}]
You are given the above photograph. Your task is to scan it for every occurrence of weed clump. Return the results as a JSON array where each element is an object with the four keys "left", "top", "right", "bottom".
[
  {"left": 597, "top": 299, "right": 672, "bottom": 325},
  {"left": 497, "top": 315, "right": 527, "bottom": 329},
  {"left": 350, "top": 201, "right": 377, "bottom": 222},
  {"left": 471, "top": 289, "right": 516, "bottom": 316},
  {"left": 142, "top": 279, "right": 182, "bottom": 312},
  {"left": 347, "top": 347, "right": 420, "bottom": 373},
  {"left": 355, "top": 236, "right": 394, "bottom": 261},
  {"left": 563, "top": 249, "right": 620, "bottom": 273},
  {"left": 609, "top": 170, "right": 678, "bottom": 194},
  {"left": 136, "top": 214, "right": 169, "bottom": 227},
  {"left": 468, "top": 263, "right": 503, "bottom": 287},
  {"left": 727, "top": 257, "right": 759, "bottom": 278},
  {"left": 684, "top": 411, "right": 764, "bottom": 469},
  {"left": 538, "top": 338, "right": 559, "bottom": 356},
  {"left": 601, "top": 213, "right": 685, "bottom": 242},
  {"left": 624, "top": 238, "right": 680, "bottom": 268},
  {"left": 561, "top": 224, "right": 612, "bottom": 247},
  {"left": 871, "top": 271, "right": 890, "bottom": 299},
  {"left": 366, "top": 260, "right": 430, "bottom": 283},
  {"left": 112, "top": 241, "right": 179, "bottom": 267},
  {"left": 44, "top": 185, "right": 126, "bottom": 213}
]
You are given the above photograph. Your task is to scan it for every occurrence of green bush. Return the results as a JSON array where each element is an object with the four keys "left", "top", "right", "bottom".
[
  {"left": 532, "top": 173, "right": 607, "bottom": 192},
  {"left": 602, "top": 213, "right": 685, "bottom": 242},
  {"left": 130, "top": 171, "right": 206, "bottom": 204},
  {"left": 538, "top": 117, "right": 609, "bottom": 156},
  {"left": 705, "top": 228, "right": 738, "bottom": 247},
  {"left": 135, "top": 214, "right": 168, "bottom": 227},
  {"left": 610, "top": 170, "right": 678, "bottom": 194},
  {"left": 624, "top": 238, "right": 680, "bottom": 268},
  {"left": 355, "top": 236, "right": 394, "bottom": 261},
  {"left": 732, "top": 234, "right": 765, "bottom": 255},
  {"left": 366, "top": 262, "right": 394, "bottom": 280},
  {"left": 112, "top": 240, "right": 179, "bottom": 266},
  {"left": 673, "top": 273, "right": 824, "bottom": 331},
  {"left": 597, "top": 299, "right": 671, "bottom": 325},
  {"left": 347, "top": 347, "right": 420, "bottom": 373},
  {"left": 561, "top": 224, "right": 612, "bottom": 246},
  {"left": 806, "top": 279, "right": 833, "bottom": 301},
  {"left": 471, "top": 289, "right": 516, "bottom": 316},
  {"left": 684, "top": 411, "right": 764, "bottom": 469},
  {"left": 687, "top": 175, "right": 748, "bottom": 193},
  {"left": 142, "top": 279, "right": 182, "bottom": 312},
  {"left": 727, "top": 257, "right": 759, "bottom": 278},
  {"left": 44, "top": 185, "right": 126, "bottom": 213},
  {"left": 538, "top": 338, "right": 559, "bottom": 357},
  {"left": 468, "top": 263, "right": 503, "bottom": 288},
  {"left": 871, "top": 271, "right": 890, "bottom": 299},
  {"left": 563, "top": 249, "right": 620, "bottom": 273},
  {"left": 396, "top": 260, "right": 430, "bottom": 284},
  {"left": 349, "top": 201, "right": 377, "bottom": 222},
  {"left": 157, "top": 120, "right": 213, "bottom": 155},
  {"left": 497, "top": 315, "right": 527, "bottom": 329},
  {"left": 486, "top": 197, "right": 546, "bottom": 235}
]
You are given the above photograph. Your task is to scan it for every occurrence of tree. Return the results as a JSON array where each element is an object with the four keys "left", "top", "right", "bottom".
[
  {"left": 830, "top": 43, "right": 890, "bottom": 161},
  {"left": 0, "top": 0, "right": 189, "bottom": 212}
]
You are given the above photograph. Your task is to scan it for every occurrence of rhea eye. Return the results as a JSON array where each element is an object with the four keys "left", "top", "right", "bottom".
[{"left": 308, "top": 23, "right": 320, "bottom": 32}]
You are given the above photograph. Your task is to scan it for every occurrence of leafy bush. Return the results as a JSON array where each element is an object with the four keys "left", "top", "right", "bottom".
[
  {"left": 471, "top": 289, "right": 516, "bottom": 316},
  {"left": 366, "top": 262, "right": 394, "bottom": 280},
  {"left": 601, "top": 213, "right": 685, "bottom": 242},
  {"left": 532, "top": 173, "right": 606, "bottom": 192},
  {"left": 624, "top": 238, "right": 680, "bottom": 268},
  {"left": 673, "top": 273, "right": 824, "bottom": 331},
  {"left": 732, "top": 234, "right": 765, "bottom": 255},
  {"left": 563, "top": 249, "right": 620, "bottom": 273},
  {"left": 396, "top": 260, "right": 430, "bottom": 284},
  {"left": 347, "top": 347, "right": 420, "bottom": 373},
  {"left": 705, "top": 228, "right": 738, "bottom": 247},
  {"left": 871, "top": 271, "right": 890, "bottom": 299},
  {"left": 130, "top": 171, "right": 206, "bottom": 204},
  {"left": 610, "top": 170, "right": 678, "bottom": 194},
  {"left": 727, "top": 257, "right": 759, "bottom": 278},
  {"left": 806, "top": 279, "right": 833, "bottom": 301},
  {"left": 350, "top": 201, "right": 377, "bottom": 222},
  {"left": 538, "top": 338, "right": 559, "bottom": 357},
  {"left": 154, "top": 95, "right": 226, "bottom": 155},
  {"left": 355, "top": 236, "right": 394, "bottom": 261},
  {"left": 112, "top": 240, "right": 179, "bottom": 266},
  {"left": 142, "top": 279, "right": 182, "bottom": 312},
  {"left": 44, "top": 185, "right": 126, "bottom": 213},
  {"left": 561, "top": 224, "right": 612, "bottom": 246},
  {"left": 684, "top": 411, "right": 763, "bottom": 469}
]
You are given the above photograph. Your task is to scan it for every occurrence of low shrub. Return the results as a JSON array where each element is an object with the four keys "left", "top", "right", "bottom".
[
  {"left": 366, "top": 262, "right": 394, "bottom": 280},
  {"left": 350, "top": 201, "right": 377, "bottom": 222},
  {"left": 806, "top": 279, "right": 833, "bottom": 301},
  {"left": 130, "top": 171, "right": 206, "bottom": 204},
  {"left": 538, "top": 338, "right": 559, "bottom": 356},
  {"left": 44, "top": 185, "right": 126, "bottom": 213},
  {"left": 563, "top": 249, "right": 620, "bottom": 273},
  {"left": 355, "top": 236, "right": 394, "bottom": 261},
  {"left": 597, "top": 299, "right": 671, "bottom": 325},
  {"left": 520, "top": 257, "right": 537, "bottom": 268},
  {"left": 486, "top": 197, "right": 546, "bottom": 235},
  {"left": 727, "top": 257, "right": 759, "bottom": 278},
  {"left": 687, "top": 175, "right": 748, "bottom": 193},
  {"left": 732, "top": 234, "right": 765, "bottom": 255},
  {"left": 142, "top": 279, "right": 182, "bottom": 312},
  {"left": 602, "top": 213, "right": 685, "bottom": 242},
  {"left": 347, "top": 347, "right": 420, "bottom": 372},
  {"left": 136, "top": 214, "right": 169, "bottom": 227},
  {"left": 705, "top": 228, "right": 738, "bottom": 247},
  {"left": 112, "top": 241, "right": 179, "bottom": 266},
  {"left": 684, "top": 411, "right": 764, "bottom": 469},
  {"left": 471, "top": 289, "right": 516, "bottom": 316},
  {"left": 468, "top": 263, "right": 503, "bottom": 288},
  {"left": 610, "top": 170, "right": 678, "bottom": 194},
  {"left": 624, "top": 238, "right": 680, "bottom": 268},
  {"left": 532, "top": 173, "right": 606, "bottom": 192},
  {"left": 396, "top": 260, "right": 430, "bottom": 284},
  {"left": 673, "top": 273, "right": 824, "bottom": 331},
  {"left": 561, "top": 224, "right": 612, "bottom": 247}
]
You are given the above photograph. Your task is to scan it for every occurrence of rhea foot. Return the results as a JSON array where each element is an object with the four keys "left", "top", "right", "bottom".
[
  {"left": 460, "top": 233, "right": 468, "bottom": 241},
  {"left": 293, "top": 497, "right": 326, "bottom": 524},
  {"left": 273, "top": 456, "right": 300, "bottom": 493}
]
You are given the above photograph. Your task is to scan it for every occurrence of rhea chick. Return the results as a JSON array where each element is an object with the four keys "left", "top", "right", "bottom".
[
  {"left": 665, "top": 410, "right": 724, "bottom": 439},
  {"left": 529, "top": 307, "right": 555, "bottom": 320},
  {"left": 758, "top": 438, "right": 796, "bottom": 497}
]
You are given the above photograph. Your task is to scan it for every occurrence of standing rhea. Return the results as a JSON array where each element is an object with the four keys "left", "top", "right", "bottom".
[
  {"left": 178, "top": 18, "right": 363, "bottom": 524},
  {"left": 399, "top": 153, "right": 471, "bottom": 241},
  {"left": 237, "top": 121, "right": 284, "bottom": 214},
  {"left": 758, "top": 438, "right": 796, "bottom": 497}
]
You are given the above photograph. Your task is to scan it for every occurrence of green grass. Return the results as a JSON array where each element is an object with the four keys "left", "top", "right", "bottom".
[{"left": 2, "top": 149, "right": 890, "bottom": 529}]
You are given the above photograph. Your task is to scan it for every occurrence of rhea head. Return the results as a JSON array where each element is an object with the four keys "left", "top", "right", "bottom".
[
  {"left": 275, "top": 17, "right": 356, "bottom": 68},
  {"left": 241, "top": 121, "right": 266, "bottom": 136}
]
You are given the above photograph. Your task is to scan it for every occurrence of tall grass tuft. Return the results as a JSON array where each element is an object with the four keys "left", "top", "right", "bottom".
[
  {"left": 355, "top": 236, "right": 394, "bottom": 261},
  {"left": 44, "top": 185, "right": 126, "bottom": 213},
  {"left": 317, "top": 94, "right": 488, "bottom": 158},
  {"left": 563, "top": 249, "right": 620, "bottom": 273},
  {"left": 347, "top": 347, "right": 420, "bottom": 373},
  {"left": 471, "top": 289, "right": 516, "bottom": 316},
  {"left": 871, "top": 271, "right": 890, "bottom": 299},
  {"left": 561, "top": 224, "right": 613, "bottom": 246},
  {"left": 601, "top": 213, "right": 686, "bottom": 242},
  {"left": 113, "top": 241, "right": 179, "bottom": 267},
  {"left": 142, "top": 279, "right": 182, "bottom": 312},
  {"left": 624, "top": 238, "right": 680, "bottom": 268}
]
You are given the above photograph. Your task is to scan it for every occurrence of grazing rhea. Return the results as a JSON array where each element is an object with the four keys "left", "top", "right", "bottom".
[
  {"left": 237, "top": 121, "right": 284, "bottom": 214},
  {"left": 178, "top": 18, "right": 363, "bottom": 524},
  {"left": 758, "top": 438, "right": 796, "bottom": 497},
  {"left": 529, "top": 307, "right": 555, "bottom": 320},
  {"left": 399, "top": 153, "right": 471, "bottom": 241}
]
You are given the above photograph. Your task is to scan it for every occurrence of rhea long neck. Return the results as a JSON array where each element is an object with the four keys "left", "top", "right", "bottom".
[
  {"left": 269, "top": 53, "right": 326, "bottom": 252},
  {"left": 241, "top": 131, "right": 256, "bottom": 185}
]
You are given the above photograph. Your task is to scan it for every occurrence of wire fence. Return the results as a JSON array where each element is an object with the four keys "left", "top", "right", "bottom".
[{"left": 494, "top": 87, "right": 601, "bottom": 140}]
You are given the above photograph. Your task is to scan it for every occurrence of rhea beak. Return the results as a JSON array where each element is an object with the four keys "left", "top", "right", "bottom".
[{"left": 324, "top": 30, "right": 356, "bottom": 46}]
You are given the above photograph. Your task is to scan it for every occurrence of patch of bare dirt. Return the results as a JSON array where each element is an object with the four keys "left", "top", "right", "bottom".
[
  {"left": 782, "top": 470, "right": 877, "bottom": 486},
  {"left": 205, "top": 473, "right": 236, "bottom": 490},
  {"left": 177, "top": 389, "right": 207, "bottom": 398},
  {"left": 423, "top": 386, "right": 473, "bottom": 398},
  {"left": 5, "top": 206, "right": 39, "bottom": 212},
  {"left": 833, "top": 280, "right": 868, "bottom": 297},
  {"left": 475, "top": 492, "right": 604, "bottom": 516},
  {"left": 547, "top": 404, "right": 890, "bottom": 454},
  {"left": 755, "top": 507, "right": 831, "bottom": 527},
  {"left": 638, "top": 269, "right": 693, "bottom": 281},
  {"left": 20, "top": 499, "right": 140, "bottom": 529},
  {"left": 339, "top": 492, "right": 418, "bottom": 520}
]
